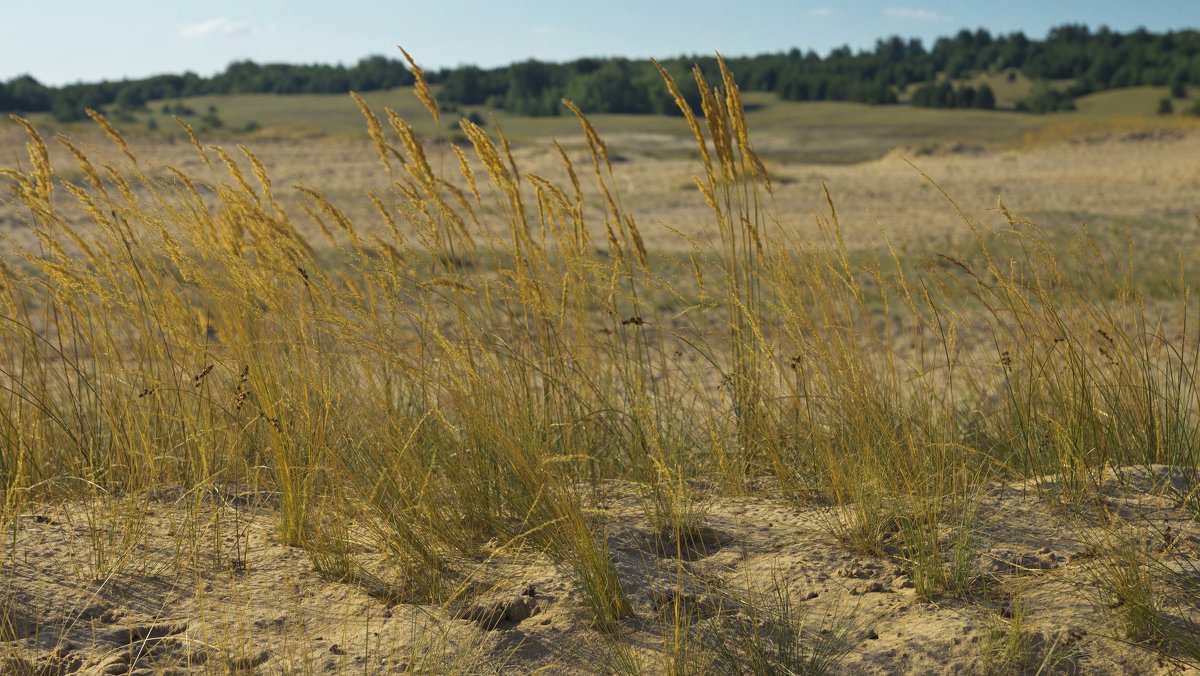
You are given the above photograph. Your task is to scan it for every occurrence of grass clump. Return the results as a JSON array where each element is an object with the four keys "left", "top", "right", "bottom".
[
  {"left": 697, "top": 577, "right": 867, "bottom": 675},
  {"left": 982, "top": 586, "right": 1089, "bottom": 674}
]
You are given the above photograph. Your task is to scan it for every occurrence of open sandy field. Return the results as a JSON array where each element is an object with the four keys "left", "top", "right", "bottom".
[
  {"left": 3, "top": 467, "right": 1200, "bottom": 674},
  {"left": 4, "top": 118, "right": 1198, "bottom": 251}
]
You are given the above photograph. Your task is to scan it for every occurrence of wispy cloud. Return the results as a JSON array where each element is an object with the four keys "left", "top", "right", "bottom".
[
  {"left": 181, "top": 17, "right": 253, "bottom": 39},
  {"left": 808, "top": 8, "right": 833, "bottom": 17},
  {"left": 884, "top": 7, "right": 953, "bottom": 22}
]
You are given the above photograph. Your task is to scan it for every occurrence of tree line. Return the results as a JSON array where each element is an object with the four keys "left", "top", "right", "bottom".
[
  {"left": 2, "top": 24, "right": 1198, "bottom": 122},
  {"left": 0, "top": 56, "right": 415, "bottom": 122}
]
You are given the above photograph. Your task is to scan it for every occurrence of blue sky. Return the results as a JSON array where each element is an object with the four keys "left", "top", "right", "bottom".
[{"left": 2, "top": 1, "right": 1195, "bottom": 85}]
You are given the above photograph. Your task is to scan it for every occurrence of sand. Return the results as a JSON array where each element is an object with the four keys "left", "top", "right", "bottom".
[{"left": 2, "top": 466, "right": 1198, "bottom": 674}]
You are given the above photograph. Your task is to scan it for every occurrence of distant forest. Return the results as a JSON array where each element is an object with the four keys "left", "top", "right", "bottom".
[{"left": 3, "top": 24, "right": 1199, "bottom": 122}]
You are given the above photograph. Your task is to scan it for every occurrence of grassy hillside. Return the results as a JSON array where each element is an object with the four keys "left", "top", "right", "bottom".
[{"left": 13, "top": 80, "right": 1198, "bottom": 164}]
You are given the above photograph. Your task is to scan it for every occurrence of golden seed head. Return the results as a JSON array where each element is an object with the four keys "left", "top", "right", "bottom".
[{"left": 398, "top": 46, "right": 440, "bottom": 125}]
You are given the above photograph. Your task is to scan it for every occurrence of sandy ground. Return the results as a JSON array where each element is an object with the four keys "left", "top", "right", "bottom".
[
  {"left": 2, "top": 466, "right": 1198, "bottom": 674},
  {"left": 2, "top": 124, "right": 1198, "bottom": 256}
]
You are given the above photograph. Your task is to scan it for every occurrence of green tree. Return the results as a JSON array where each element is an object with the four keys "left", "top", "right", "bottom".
[
  {"left": 910, "top": 82, "right": 938, "bottom": 107},
  {"left": 1169, "top": 70, "right": 1187, "bottom": 98},
  {"left": 955, "top": 84, "right": 976, "bottom": 108},
  {"left": 7, "top": 75, "right": 52, "bottom": 112},
  {"left": 565, "top": 60, "right": 651, "bottom": 114},
  {"left": 505, "top": 60, "right": 562, "bottom": 116},
  {"left": 1018, "top": 81, "right": 1076, "bottom": 113},
  {"left": 643, "top": 61, "right": 702, "bottom": 114},
  {"left": 439, "top": 66, "right": 490, "bottom": 105},
  {"left": 114, "top": 86, "right": 146, "bottom": 112},
  {"left": 50, "top": 96, "right": 84, "bottom": 122},
  {"left": 975, "top": 83, "right": 997, "bottom": 109},
  {"left": 349, "top": 55, "right": 414, "bottom": 90},
  {"left": 49, "top": 87, "right": 103, "bottom": 122},
  {"left": 200, "top": 106, "right": 223, "bottom": 129}
]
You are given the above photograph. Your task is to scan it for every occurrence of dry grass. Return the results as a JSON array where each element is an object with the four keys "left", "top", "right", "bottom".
[{"left": 0, "top": 57, "right": 1198, "bottom": 673}]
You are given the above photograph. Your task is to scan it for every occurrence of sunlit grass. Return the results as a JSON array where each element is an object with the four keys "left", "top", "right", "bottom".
[{"left": 1, "top": 56, "right": 1198, "bottom": 670}]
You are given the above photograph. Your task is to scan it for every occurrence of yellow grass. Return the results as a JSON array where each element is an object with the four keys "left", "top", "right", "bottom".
[{"left": 1, "top": 58, "right": 1199, "bottom": 672}]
